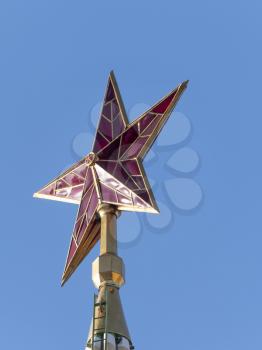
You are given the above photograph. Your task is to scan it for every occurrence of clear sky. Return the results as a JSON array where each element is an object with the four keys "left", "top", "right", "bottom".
[{"left": 1, "top": 1, "right": 262, "bottom": 349}]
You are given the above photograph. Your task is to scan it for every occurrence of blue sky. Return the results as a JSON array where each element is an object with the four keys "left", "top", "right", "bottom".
[{"left": 1, "top": 0, "right": 262, "bottom": 349}]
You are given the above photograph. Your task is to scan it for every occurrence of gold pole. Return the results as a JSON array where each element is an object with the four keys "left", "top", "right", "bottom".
[
  {"left": 98, "top": 204, "right": 119, "bottom": 256},
  {"left": 88, "top": 204, "right": 132, "bottom": 345}
]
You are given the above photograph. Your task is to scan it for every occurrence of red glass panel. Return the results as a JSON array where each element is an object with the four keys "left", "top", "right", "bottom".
[
  {"left": 139, "top": 113, "right": 156, "bottom": 132},
  {"left": 98, "top": 137, "right": 121, "bottom": 160},
  {"left": 121, "top": 159, "right": 140, "bottom": 176},
  {"left": 54, "top": 167, "right": 92, "bottom": 202},
  {"left": 141, "top": 114, "right": 162, "bottom": 137},
  {"left": 106, "top": 80, "right": 114, "bottom": 101},
  {"left": 124, "top": 177, "right": 139, "bottom": 191},
  {"left": 85, "top": 167, "right": 93, "bottom": 186},
  {"left": 78, "top": 186, "right": 94, "bottom": 218},
  {"left": 100, "top": 183, "right": 118, "bottom": 203},
  {"left": 86, "top": 188, "right": 98, "bottom": 222},
  {"left": 70, "top": 186, "right": 84, "bottom": 200},
  {"left": 113, "top": 116, "right": 124, "bottom": 139},
  {"left": 102, "top": 103, "right": 111, "bottom": 119},
  {"left": 115, "top": 183, "right": 131, "bottom": 197},
  {"left": 76, "top": 216, "right": 88, "bottom": 244},
  {"left": 56, "top": 179, "right": 69, "bottom": 190},
  {"left": 132, "top": 175, "right": 145, "bottom": 189},
  {"left": 40, "top": 183, "right": 56, "bottom": 195},
  {"left": 63, "top": 173, "right": 84, "bottom": 187},
  {"left": 122, "top": 137, "right": 148, "bottom": 159},
  {"left": 132, "top": 194, "right": 150, "bottom": 208},
  {"left": 98, "top": 117, "right": 112, "bottom": 141},
  {"left": 119, "top": 125, "right": 139, "bottom": 157},
  {"left": 73, "top": 163, "right": 88, "bottom": 179},
  {"left": 116, "top": 192, "right": 132, "bottom": 205},
  {"left": 134, "top": 189, "right": 150, "bottom": 203},
  {"left": 111, "top": 99, "right": 120, "bottom": 120},
  {"left": 152, "top": 90, "right": 177, "bottom": 114},
  {"left": 96, "top": 160, "right": 117, "bottom": 175},
  {"left": 112, "top": 163, "right": 128, "bottom": 183},
  {"left": 56, "top": 188, "right": 71, "bottom": 197},
  {"left": 93, "top": 132, "right": 108, "bottom": 152},
  {"left": 74, "top": 216, "right": 85, "bottom": 239}
]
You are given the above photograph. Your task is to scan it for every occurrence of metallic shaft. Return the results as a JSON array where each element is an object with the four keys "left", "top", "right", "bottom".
[
  {"left": 99, "top": 204, "right": 118, "bottom": 256},
  {"left": 88, "top": 204, "right": 132, "bottom": 346}
]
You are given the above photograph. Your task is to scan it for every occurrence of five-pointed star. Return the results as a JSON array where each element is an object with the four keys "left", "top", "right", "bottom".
[{"left": 34, "top": 72, "right": 188, "bottom": 285}]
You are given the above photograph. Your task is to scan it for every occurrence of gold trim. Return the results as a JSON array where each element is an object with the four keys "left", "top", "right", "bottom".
[
  {"left": 33, "top": 192, "right": 80, "bottom": 205},
  {"left": 91, "top": 166, "right": 102, "bottom": 204}
]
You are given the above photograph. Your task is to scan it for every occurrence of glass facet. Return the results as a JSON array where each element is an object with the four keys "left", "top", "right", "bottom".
[{"left": 93, "top": 76, "right": 127, "bottom": 153}]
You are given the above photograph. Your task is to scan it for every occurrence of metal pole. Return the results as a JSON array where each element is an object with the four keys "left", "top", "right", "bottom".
[
  {"left": 88, "top": 204, "right": 132, "bottom": 346},
  {"left": 98, "top": 204, "right": 119, "bottom": 256}
]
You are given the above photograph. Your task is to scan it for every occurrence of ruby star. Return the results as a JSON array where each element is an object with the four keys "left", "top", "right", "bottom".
[{"left": 34, "top": 72, "right": 188, "bottom": 284}]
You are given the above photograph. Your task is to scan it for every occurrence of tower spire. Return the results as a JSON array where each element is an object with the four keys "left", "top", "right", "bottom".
[{"left": 34, "top": 72, "right": 188, "bottom": 349}]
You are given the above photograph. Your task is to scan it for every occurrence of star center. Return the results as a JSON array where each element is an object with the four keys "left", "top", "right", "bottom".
[{"left": 86, "top": 152, "right": 97, "bottom": 166}]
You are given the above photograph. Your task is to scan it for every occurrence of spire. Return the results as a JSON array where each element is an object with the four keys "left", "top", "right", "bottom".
[{"left": 34, "top": 73, "right": 188, "bottom": 350}]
